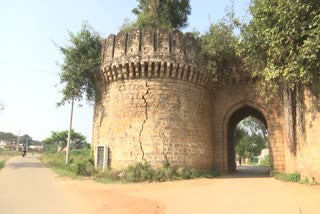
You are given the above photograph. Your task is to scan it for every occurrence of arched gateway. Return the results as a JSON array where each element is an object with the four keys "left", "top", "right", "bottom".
[{"left": 92, "top": 29, "right": 320, "bottom": 182}]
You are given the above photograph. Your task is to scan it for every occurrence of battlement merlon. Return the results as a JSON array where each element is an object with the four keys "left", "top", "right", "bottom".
[{"left": 94, "top": 28, "right": 210, "bottom": 87}]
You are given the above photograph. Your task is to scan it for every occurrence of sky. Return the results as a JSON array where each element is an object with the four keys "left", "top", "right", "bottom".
[{"left": 0, "top": 0, "right": 250, "bottom": 142}]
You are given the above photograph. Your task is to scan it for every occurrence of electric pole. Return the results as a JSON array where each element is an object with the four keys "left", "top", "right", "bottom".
[
  {"left": 65, "top": 97, "right": 74, "bottom": 164},
  {"left": 26, "top": 136, "right": 29, "bottom": 152},
  {"left": 17, "top": 130, "right": 20, "bottom": 151}
]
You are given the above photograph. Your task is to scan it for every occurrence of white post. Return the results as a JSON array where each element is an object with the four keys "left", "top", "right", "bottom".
[
  {"left": 26, "top": 136, "right": 28, "bottom": 152},
  {"left": 65, "top": 97, "right": 74, "bottom": 164},
  {"left": 16, "top": 130, "right": 20, "bottom": 151}
]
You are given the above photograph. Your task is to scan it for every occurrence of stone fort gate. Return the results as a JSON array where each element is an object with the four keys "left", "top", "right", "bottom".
[{"left": 92, "top": 29, "right": 320, "bottom": 182}]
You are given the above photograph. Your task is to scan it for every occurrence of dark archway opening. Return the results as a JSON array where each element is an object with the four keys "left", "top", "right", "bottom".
[{"left": 227, "top": 105, "right": 270, "bottom": 177}]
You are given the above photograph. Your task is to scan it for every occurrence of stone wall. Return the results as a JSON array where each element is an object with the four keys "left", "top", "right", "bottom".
[
  {"left": 92, "top": 29, "right": 212, "bottom": 169},
  {"left": 93, "top": 79, "right": 212, "bottom": 169},
  {"left": 91, "top": 28, "right": 320, "bottom": 182},
  {"left": 210, "top": 83, "right": 285, "bottom": 174},
  {"left": 289, "top": 88, "right": 320, "bottom": 182}
]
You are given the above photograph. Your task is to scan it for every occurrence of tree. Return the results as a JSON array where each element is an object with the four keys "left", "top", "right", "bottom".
[
  {"left": 43, "top": 130, "right": 88, "bottom": 152},
  {"left": 201, "top": 4, "right": 242, "bottom": 81},
  {"left": 20, "top": 134, "right": 32, "bottom": 145},
  {"left": 56, "top": 21, "right": 102, "bottom": 106},
  {"left": 0, "top": 132, "right": 16, "bottom": 141},
  {"left": 126, "top": 0, "right": 191, "bottom": 30},
  {"left": 234, "top": 117, "right": 267, "bottom": 164},
  {"left": 241, "top": 0, "right": 320, "bottom": 93},
  {"left": 119, "top": 18, "right": 136, "bottom": 32}
]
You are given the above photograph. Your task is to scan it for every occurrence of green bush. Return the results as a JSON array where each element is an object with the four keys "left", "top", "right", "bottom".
[
  {"left": 176, "top": 167, "right": 192, "bottom": 179},
  {"left": 75, "top": 160, "right": 95, "bottom": 176},
  {"left": 125, "top": 162, "right": 154, "bottom": 182},
  {"left": 40, "top": 148, "right": 94, "bottom": 177},
  {"left": 45, "top": 144, "right": 58, "bottom": 153}
]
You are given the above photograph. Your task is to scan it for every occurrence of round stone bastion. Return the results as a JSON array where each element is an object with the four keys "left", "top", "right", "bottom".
[{"left": 92, "top": 28, "right": 213, "bottom": 170}]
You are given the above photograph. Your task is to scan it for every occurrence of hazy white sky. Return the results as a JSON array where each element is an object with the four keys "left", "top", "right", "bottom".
[{"left": 0, "top": 0, "right": 250, "bottom": 142}]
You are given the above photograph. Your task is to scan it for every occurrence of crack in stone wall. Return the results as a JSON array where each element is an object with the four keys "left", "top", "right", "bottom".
[{"left": 138, "top": 80, "right": 149, "bottom": 160}]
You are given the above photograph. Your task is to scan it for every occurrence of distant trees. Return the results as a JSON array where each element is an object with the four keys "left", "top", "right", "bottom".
[
  {"left": 0, "top": 132, "right": 16, "bottom": 141},
  {"left": 234, "top": 117, "right": 267, "bottom": 164},
  {"left": 43, "top": 130, "right": 88, "bottom": 152},
  {"left": 120, "top": 0, "right": 191, "bottom": 31},
  {"left": 0, "top": 132, "right": 40, "bottom": 145},
  {"left": 20, "top": 134, "right": 32, "bottom": 145}
]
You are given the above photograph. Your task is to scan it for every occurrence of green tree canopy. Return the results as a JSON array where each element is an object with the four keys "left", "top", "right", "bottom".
[
  {"left": 241, "top": 0, "right": 320, "bottom": 92},
  {"left": 20, "top": 134, "right": 32, "bottom": 145},
  {"left": 234, "top": 117, "right": 267, "bottom": 161},
  {"left": 201, "top": 8, "right": 241, "bottom": 81},
  {"left": 43, "top": 130, "right": 87, "bottom": 152},
  {"left": 121, "top": 0, "right": 191, "bottom": 30},
  {"left": 56, "top": 21, "right": 102, "bottom": 106}
]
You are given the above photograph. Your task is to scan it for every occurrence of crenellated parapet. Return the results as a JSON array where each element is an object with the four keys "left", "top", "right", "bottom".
[{"left": 93, "top": 28, "right": 210, "bottom": 87}]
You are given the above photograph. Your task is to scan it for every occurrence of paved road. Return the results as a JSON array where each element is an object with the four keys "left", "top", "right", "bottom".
[{"left": 0, "top": 155, "right": 77, "bottom": 214}]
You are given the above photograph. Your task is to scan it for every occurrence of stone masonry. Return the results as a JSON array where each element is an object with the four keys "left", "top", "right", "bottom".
[{"left": 92, "top": 28, "right": 320, "bottom": 182}]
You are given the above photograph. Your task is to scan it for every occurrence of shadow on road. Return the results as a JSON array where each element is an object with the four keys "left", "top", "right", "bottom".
[
  {"left": 219, "top": 165, "right": 270, "bottom": 179},
  {"left": 6, "top": 160, "right": 44, "bottom": 169}
]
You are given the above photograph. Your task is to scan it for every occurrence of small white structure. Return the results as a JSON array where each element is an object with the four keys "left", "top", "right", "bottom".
[
  {"left": 28, "top": 145, "right": 44, "bottom": 151},
  {"left": 258, "top": 148, "right": 269, "bottom": 164},
  {"left": 95, "top": 145, "right": 108, "bottom": 171}
]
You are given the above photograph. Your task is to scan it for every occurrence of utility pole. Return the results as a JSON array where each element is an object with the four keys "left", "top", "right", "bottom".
[
  {"left": 16, "top": 130, "right": 20, "bottom": 151},
  {"left": 65, "top": 97, "right": 74, "bottom": 164},
  {"left": 26, "top": 136, "right": 28, "bottom": 152}
]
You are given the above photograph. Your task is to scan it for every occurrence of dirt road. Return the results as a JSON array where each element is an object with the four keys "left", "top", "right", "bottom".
[
  {"left": 1, "top": 155, "right": 320, "bottom": 214},
  {"left": 0, "top": 155, "right": 81, "bottom": 214}
]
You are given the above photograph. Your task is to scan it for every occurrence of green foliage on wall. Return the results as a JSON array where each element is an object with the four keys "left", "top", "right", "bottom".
[{"left": 241, "top": 0, "right": 320, "bottom": 93}]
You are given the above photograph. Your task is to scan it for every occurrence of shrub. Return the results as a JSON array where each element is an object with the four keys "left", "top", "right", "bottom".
[
  {"left": 75, "top": 160, "right": 95, "bottom": 176},
  {"left": 176, "top": 167, "right": 192, "bottom": 179},
  {"left": 153, "top": 166, "right": 175, "bottom": 181},
  {"left": 125, "top": 162, "right": 154, "bottom": 182},
  {"left": 45, "top": 144, "right": 58, "bottom": 153}
]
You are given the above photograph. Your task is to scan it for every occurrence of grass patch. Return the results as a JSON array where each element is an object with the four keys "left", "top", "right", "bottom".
[
  {"left": 0, "top": 160, "right": 6, "bottom": 169},
  {"left": 274, "top": 172, "right": 319, "bottom": 185},
  {"left": 40, "top": 148, "right": 95, "bottom": 178},
  {"left": 274, "top": 172, "right": 301, "bottom": 182},
  {"left": 0, "top": 150, "right": 20, "bottom": 170},
  {"left": 40, "top": 151, "right": 219, "bottom": 183},
  {"left": 0, "top": 150, "right": 20, "bottom": 157},
  {"left": 94, "top": 160, "right": 220, "bottom": 183}
]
